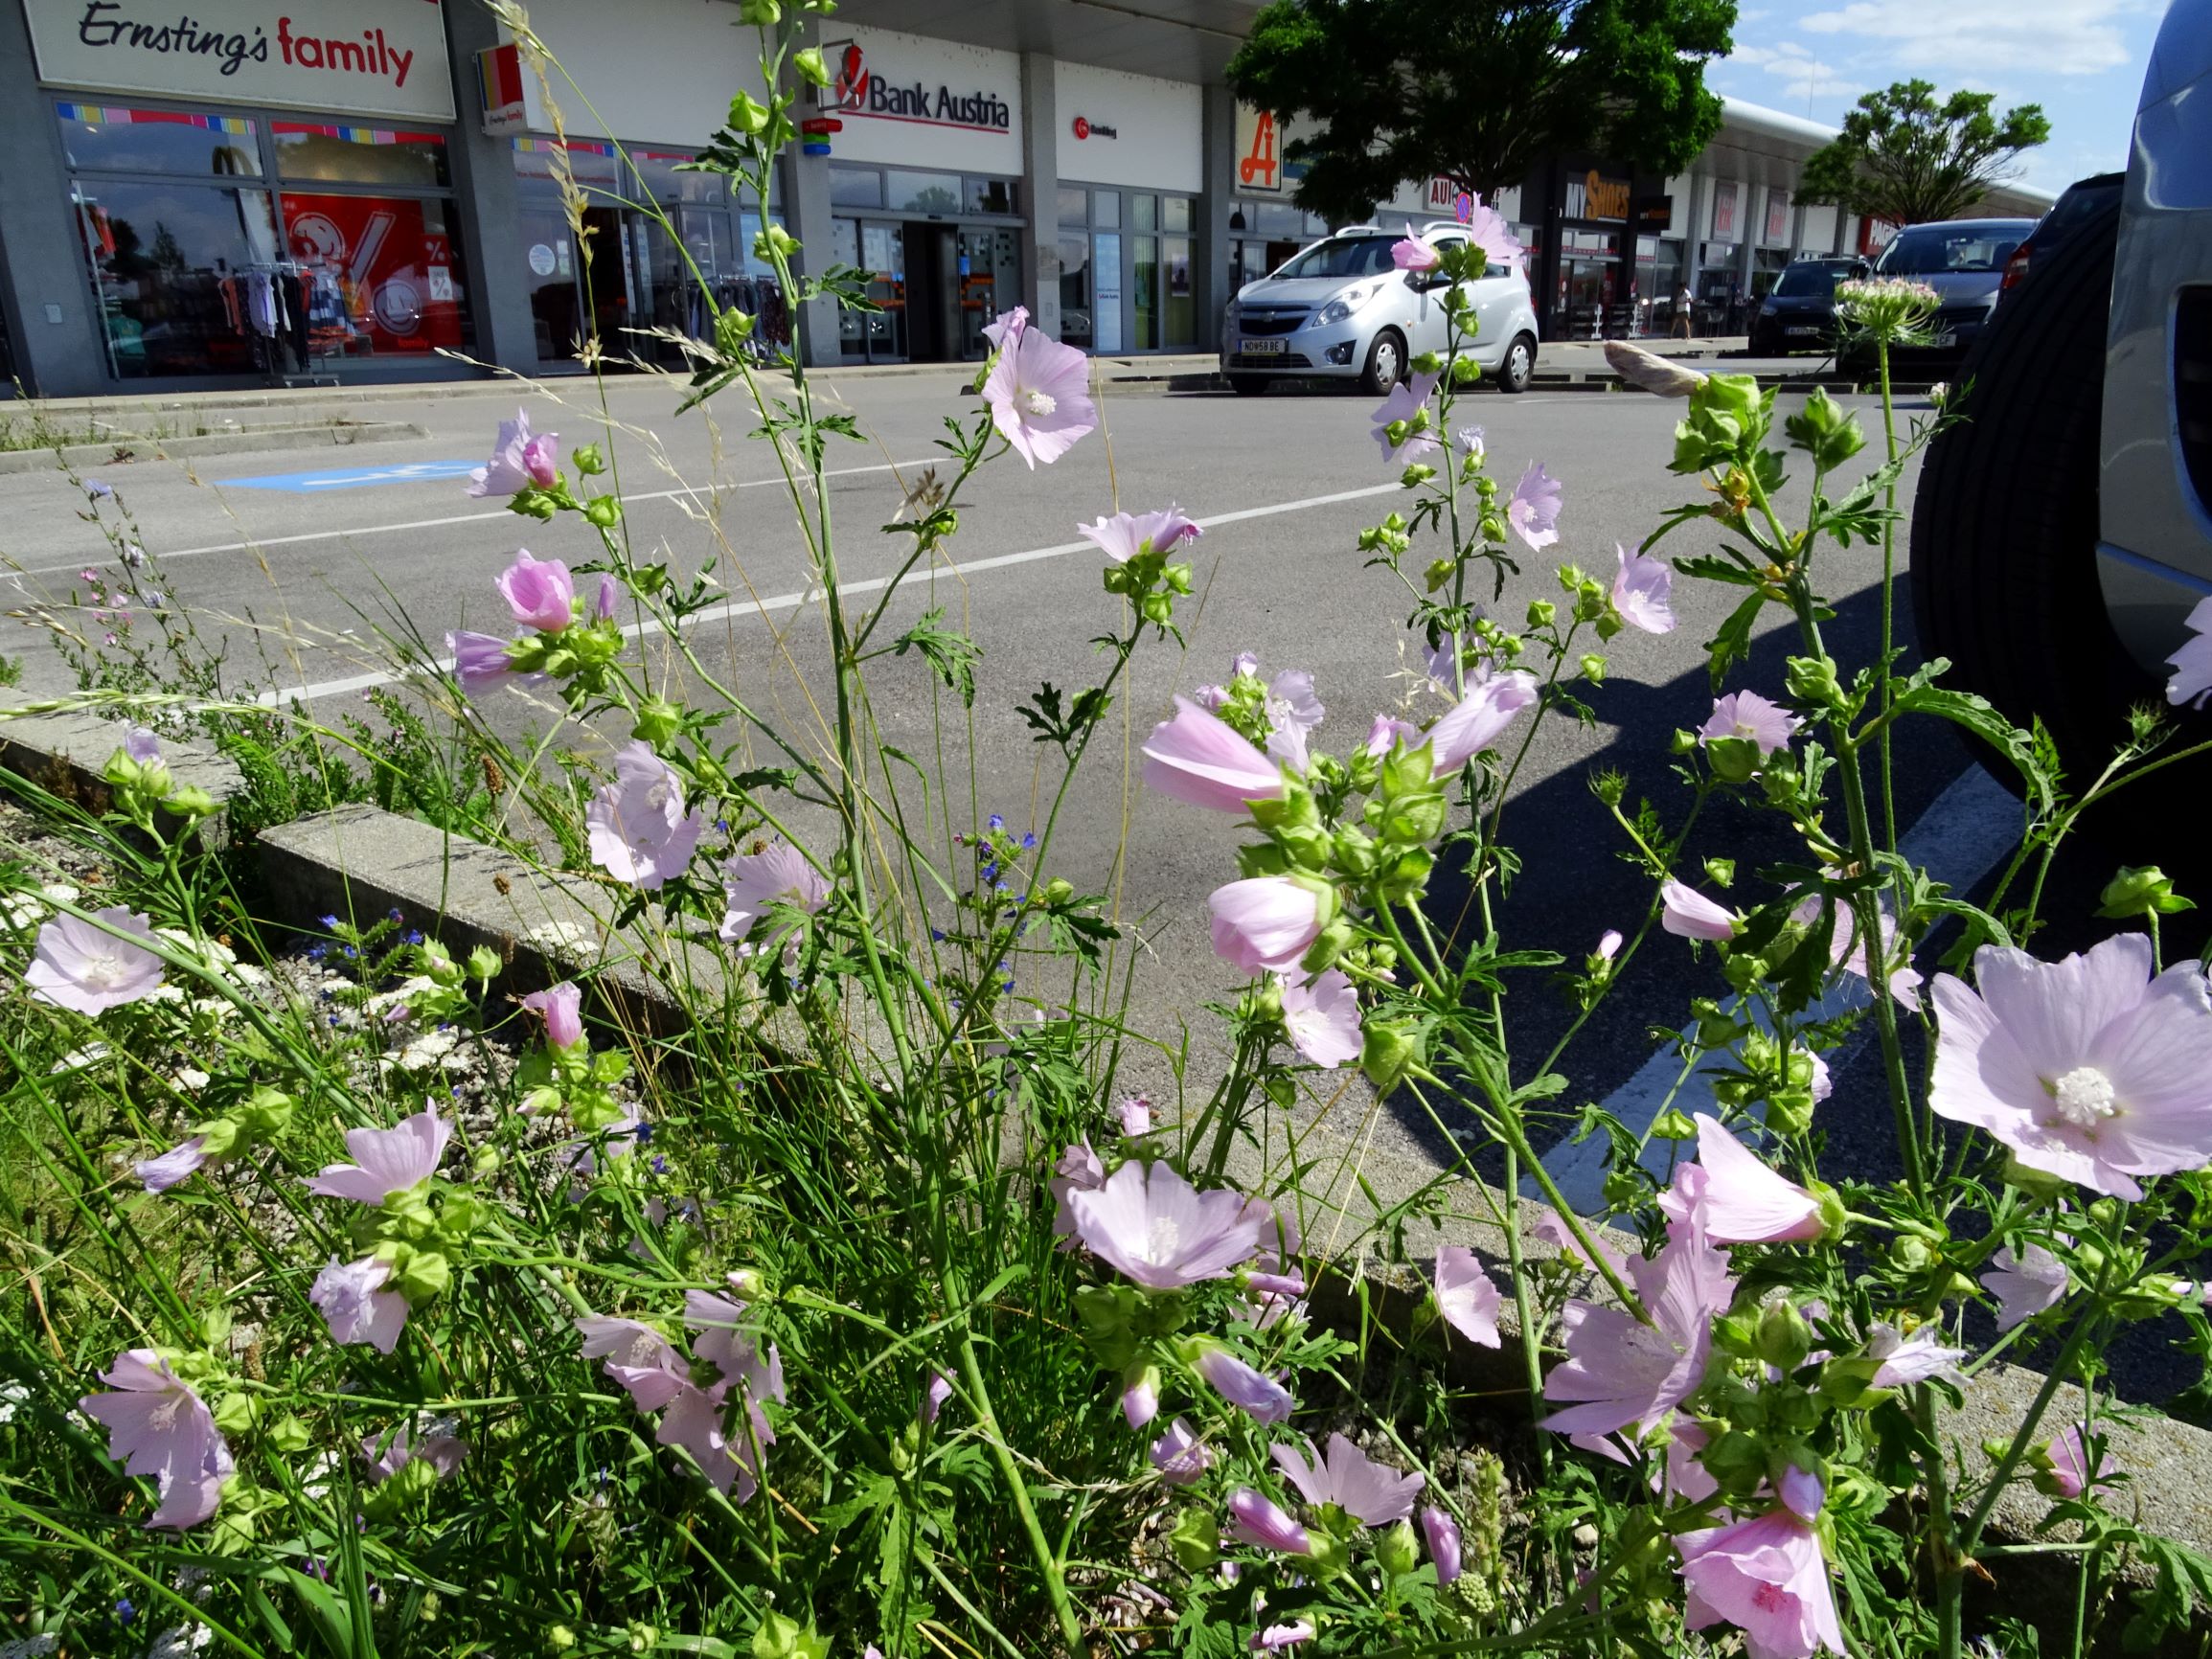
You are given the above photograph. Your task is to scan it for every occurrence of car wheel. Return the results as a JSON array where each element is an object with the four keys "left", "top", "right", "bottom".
[
  {"left": 1494, "top": 332, "right": 1536, "bottom": 395},
  {"left": 1909, "top": 187, "right": 2166, "bottom": 797},
  {"left": 1227, "top": 374, "right": 1271, "bottom": 397},
  {"left": 1358, "top": 330, "right": 1406, "bottom": 398}
]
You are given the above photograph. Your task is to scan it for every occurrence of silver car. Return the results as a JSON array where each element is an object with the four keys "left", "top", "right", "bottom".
[
  {"left": 1911, "top": 0, "right": 2212, "bottom": 791},
  {"left": 1220, "top": 221, "right": 1542, "bottom": 398}
]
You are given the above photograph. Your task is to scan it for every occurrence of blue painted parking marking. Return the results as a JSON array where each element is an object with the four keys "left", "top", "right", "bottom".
[{"left": 222, "top": 460, "right": 482, "bottom": 492}]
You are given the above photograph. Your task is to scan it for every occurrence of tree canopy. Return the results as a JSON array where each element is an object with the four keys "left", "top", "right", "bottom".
[
  {"left": 1223, "top": 0, "right": 1737, "bottom": 226},
  {"left": 1796, "top": 80, "right": 2051, "bottom": 228}
]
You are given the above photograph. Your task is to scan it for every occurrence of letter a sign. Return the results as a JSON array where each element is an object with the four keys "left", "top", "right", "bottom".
[{"left": 1236, "top": 104, "right": 1283, "bottom": 193}]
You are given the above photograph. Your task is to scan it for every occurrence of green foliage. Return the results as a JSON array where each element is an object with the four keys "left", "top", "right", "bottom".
[{"left": 1797, "top": 79, "right": 2051, "bottom": 227}]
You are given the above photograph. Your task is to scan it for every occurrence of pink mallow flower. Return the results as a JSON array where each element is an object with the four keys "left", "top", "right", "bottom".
[
  {"left": 586, "top": 741, "right": 707, "bottom": 892},
  {"left": 79, "top": 1350, "right": 233, "bottom": 1529},
  {"left": 362, "top": 1421, "right": 467, "bottom": 1485},
  {"left": 576, "top": 1315, "right": 689, "bottom": 1412},
  {"left": 1434, "top": 1246, "right": 1503, "bottom": 1347},
  {"left": 496, "top": 549, "right": 575, "bottom": 634},
  {"left": 1702, "top": 691, "right": 1801, "bottom": 757},
  {"left": 921, "top": 1369, "right": 954, "bottom": 1425},
  {"left": 1049, "top": 1138, "right": 1106, "bottom": 1246},
  {"left": 1612, "top": 543, "right": 1676, "bottom": 635},
  {"left": 1228, "top": 1487, "right": 1312, "bottom": 1554},
  {"left": 1066, "top": 1160, "right": 1265, "bottom": 1291},
  {"left": 1464, "top": 198, "right": 1522, "bottom": 275},
  {"left": 1541, "top": 1208, "right": 1735, "bottom": 1442},
  {"left": 1864, "top": 1322, "right": 1965, "bottom": 1389},
  {"left": 1506, "top": 462, "right": 1563, "bottom": 551},
  {"left": 1251, "top": 1624, "right": 1316, "bottom": 1651},
  {"left": 1929, "top": 934, "right": 2212, "bottom": 1199},
  {"left": 1391, "top": 237, "right": 1440, "bottom": 272},
  {"left": 1152, "top": 1417, "right": 1214, "bottom": 1484},
  {"left": 1661, "top": 879, "right": 1739, "bottom": 942},
  {"left": 2166, "top": 596, "right": 2212, "bottom": 709},
  {"left": 1422, "top": 1505, "right": 1463, "bottom": 1584},
  {"left": 1677, "top": 1465, "right": 1844, "bottom": 1659},
  {"left": 1425, "top": 670, "right": 1539, "bottom": 775},
  {"left": 1143, "top": 696, "right": 1287, "bottom": 812},
  {"left": 523, "top": 982, "right": 584, "bottom": 1050},
  {"left": 1078, "top": 506, "right": 1202, "bottom": 563},
  {"left": 445, "top": 629, "right": 517, "bottom": 693},
  {"left": 1209, "top": 875, "right": 1327, "bottom": 976},
  {"left": 1114, "top": 1095, "right": 1153, "bottom": 1137},
  {"left": 1192, "top": 1340, "right": 1295, "bottom": 1422},
  {"left": 2045, "top": 1421, "right": 2115, "bottom": 1499},
  {"left": 467, "top": 409, "right": 557, "bottom": 497},
  {"left": 137, "top": 1135, "right": 209, "bottom": 1194},
  {"left": 1279, "top": 969, "right": 1360, "bottom": 1068},
  {"left": 1981, "top": 1243, "right": 2068, "bottom": 1332},
  {"left": 1272, "top": 1432, "right": 1424, "bottom": 1525},
  {"left": 982, "top": 307, "right": 1096, "bottom": 468},
  {"left": 306, "top": 1109, "right": 451, "bottom": 1205},
  {"left": 1371, "top": 373, "right": 1443, "bottom": 465},
  {"left": 27, "top": 905, "right": 165, "bottom": 1013},
  {"left": 310, "top": 1255, "right": 410, "bottom": 1353},
  {"left": 719, "top": 840, "right": 831, "bottom": 950},
  {"left": 1659, "top": 1115, "right": 1828, "bottom": 1244}
]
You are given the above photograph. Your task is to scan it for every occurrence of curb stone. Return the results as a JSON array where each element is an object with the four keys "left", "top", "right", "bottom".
[{"left": 0, "top": 420, "right": 429, "bottom": 476}]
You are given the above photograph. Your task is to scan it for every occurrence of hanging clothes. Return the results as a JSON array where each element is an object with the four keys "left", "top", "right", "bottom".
[{"left": 245, "top": 270, "right": 282, "bottom": 337}]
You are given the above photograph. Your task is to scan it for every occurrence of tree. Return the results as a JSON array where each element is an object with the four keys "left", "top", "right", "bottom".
[
  {"left": 1797, "top": 80, "right": 2050, "bottom": 228},
  {"left": 1224, "top": 0, "right": 1737, "bottom": 226}
]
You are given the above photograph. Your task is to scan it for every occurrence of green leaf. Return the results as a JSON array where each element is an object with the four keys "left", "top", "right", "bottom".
[
  {"left": 1891, "top": 678, "right": 2050, "bottom": 802},
  {"left": 1706, "top": 588, "right": 1769, "bottom": 691},
  {"left": 893, "top": 607, "right": 982, "bottom": 708}
]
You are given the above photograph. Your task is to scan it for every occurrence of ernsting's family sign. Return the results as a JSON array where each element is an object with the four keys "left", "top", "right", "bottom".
[{"left": 25, "top": 0, "right": 457, "bottom": 121}]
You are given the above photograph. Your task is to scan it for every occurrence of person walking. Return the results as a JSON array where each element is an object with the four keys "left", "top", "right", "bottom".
[{"left": 1671, "top": 284, "right": 1694, "bottom": 339}]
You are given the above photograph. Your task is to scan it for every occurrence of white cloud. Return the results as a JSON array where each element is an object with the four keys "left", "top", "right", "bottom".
[
  {"left": 1798, "top": 0, "right": 2133, "bottom": 76},
  {"left": 1724, "top": 39, "right": 1861, "bottom": 103}
]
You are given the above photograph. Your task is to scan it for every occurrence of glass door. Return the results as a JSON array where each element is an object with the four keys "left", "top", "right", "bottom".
[{"left": 958, "top": 225, "right": 1019, "bottom": 359}]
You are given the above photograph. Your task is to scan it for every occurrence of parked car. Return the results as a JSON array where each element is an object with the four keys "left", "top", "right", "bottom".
[
  {"left": 1996, "top": 172, "right": 2124, "bottom": 304},
  {"left": 1747, "top": 257, "right": 1868, "bottom": 354},
  {"left": 1849, "top": 216, "right": 2037, "bottom": 370},
  {"left": 1911, "top": 0, "right": 2212, "bottom": 800},
  {"left": 1220, "top": 221, "right": 1541, "bottom": 397}
]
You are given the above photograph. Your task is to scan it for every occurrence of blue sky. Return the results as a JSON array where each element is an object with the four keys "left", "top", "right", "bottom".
[{"left": 1704, "top": 0, "right": 2173, "bottom": 197}]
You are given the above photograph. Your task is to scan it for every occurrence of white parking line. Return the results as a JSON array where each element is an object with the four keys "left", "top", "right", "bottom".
[
  {"left": 1537, "top": 761, "right": 2024, "bottom": 1212},
  {"left": 11, "top": 459, "right": 939, "bottom": 579},
  {"left": 262, "top": 479, "right": 1408, "bottom": 705}
]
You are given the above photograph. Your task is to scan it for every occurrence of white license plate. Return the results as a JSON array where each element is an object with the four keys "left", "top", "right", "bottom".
[
  {"left": 1929, "top": 330, "right": 1957, "bottom": 348},
  {"left": 1786, "top": 326, "right": 1816, "bottom": 336},
  {"left": 1240, "top": 337, "right": 1287, "bottom": 354}
]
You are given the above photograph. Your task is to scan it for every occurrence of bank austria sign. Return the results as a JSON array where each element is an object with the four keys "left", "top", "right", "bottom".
[
  {"left": 25, "top": 0, "right": 456, "bottom": 122},
  {"left": 826, "top": 37, "right": 1011, "bottom": 133}
]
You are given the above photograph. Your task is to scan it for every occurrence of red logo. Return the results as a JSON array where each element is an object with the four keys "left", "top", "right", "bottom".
[
  {"left": 1072, "top": 115, "right": 1089, "bottom": 140},
  {"left": 829, "top": 40, "right": 869, "bottom": 112}
]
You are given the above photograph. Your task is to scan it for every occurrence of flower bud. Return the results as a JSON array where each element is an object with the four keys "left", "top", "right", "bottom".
[
  {"left": 270, "top": 1414, "right": 313, "bottom": 1453},
  {"left": 1360, "top": 1017, "right": 1418, "bottom": 1092},
  {"left": 1705, "top": 735, "right": 1762, "bottom": 784},
  {"left": 168, "top": 784, "right": 220, "bottom": 818},
  {"left": 1526, "top": 599, "right": 1556, "bottom": 628},
  {"left": 1579, "top": 653, "right": 1607, "bottom": 684},
  {"left": 1479, "top": 513, "right": 1507, "bottom": 542},
  {"left": 1651, "top": 1107, "right": 1698, "bottom": 1141},
  {"left": 582, "top": 494, "right": 623, "bottom": 529},
  {"left": 792, "top": 45, "right": 831, "bottom": 85},
  {"left": 1424, "top": 558, "right": 1455, "bottom": 593},
  {"left": 631, "top": 696, "right": 685, "bottom": 746},
  {"left": 2087, "top": 1197, "right": 2122, "bottom": 1230},
  {"left": 1170, "top": 1507, "right": 1220, "bottom": 1572},
  {"left": 1670, "top": 727, "right": 1699, "bottom": 755},
  {"left": 1785, "top": 655, "right": 1842, "bottom": 708},
  {"left": 572, "top": 442, "right": 606, "bottom": 475},
  {"left": 1756, "top": 1301, "right": 1813, "bottom": 1372},
  {"left": 1377, "top": 1518, "right": 1420, "bottom": 1578},
  {"left": 1889, "top": 1236, "right": 1936, "bottom": 1273},
  {"left": 1693, "top": 999, "right": 1740, "bottom": 1048},
  {"left": 2096, "top": 865, "right": 2193, "bottom": 920}
]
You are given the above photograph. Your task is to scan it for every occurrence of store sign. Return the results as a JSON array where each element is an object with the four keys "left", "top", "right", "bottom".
[
  {"left": 1235, "top": 104, "right": 1307, "bottom": 195},
  {"left": 1859, "top": 216, "right": 1898, "bottom": 256},
  {"left": 1070, "top": 115, "right": 1118, "bottom": 141},
  {"left": 24, "top": 0, "right": 455, "bottom": 121},
  {"left": 1764, "top": 190, "right": 1791, "bottom": 245},
  {"left": 1632, "top": 193, "right": 1673, "bottom": 230},
  {"left": 1563, "top": 170, "right": 1630, "bottom": 221},
  {"left": 1712, "top": 180, "right": 1741, "bottom": 240},
  {"left": 475, "top": 41, "right": 543, "bottom": 137},
  {"left": 824, "top": 37, "right": 1012, "bottom": 133}
]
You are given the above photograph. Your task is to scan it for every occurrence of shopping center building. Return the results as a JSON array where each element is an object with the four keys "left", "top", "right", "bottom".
[{"left": 0, "top": 0, "right": 2058, "bottom": 396}]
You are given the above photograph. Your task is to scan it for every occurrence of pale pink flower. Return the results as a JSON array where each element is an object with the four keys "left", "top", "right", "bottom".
[
  {"left": 26, "top": 905, "right": 165, "bottom": 1013},
  {"left": 310, "top": 1255, "right": 410, "bottom": 1353},
  {"left": 523, "top": 982, "right": 584, "bottom": 1050},
  {"left": 79, "top": 1350, "right": 233, "bottom": 1530},
  {"left": 1434, "top": 1245, "right": 1503, "bottom": 1347},
  {"left": 1659, "top": 1115, "right": 1827, "bottom": 1244},
  {"left": 521, "top": 431, "right": 559, "bottom": 488},
  {"left": 1423, "top": 1505, "right": 1464, "bottom": 1583},
  {"left": 1122, "top": 1368, "right": 1159, "bottom": 1427},
  {"left": 1426, "top": 669, "right": 1540, "bottom": 775},
  {"left": 1981, "top": 1243, "right": 2068, "bottom": 1332},
  {"left": 684, "top": 1288, "right": 783, "bottom": 1412},
  {"left": 1391, "top": 237, "right": 1440, "bottom": 272},
  {"left": 1702, "top": 691, "right": 1801, "bottom": 756},
  {"left": 1371, "top": 373, "right": 1443, "bottom": 465},
  {"left": 1227, "top": 1487, "right": 1312, "bottom": 1554},
  {"left": 1272, "top": 1432, "right": 1424, "bottom": 1524},
  {"left": 982, "top": 308, "right": 1096, "bottom": 468},
  {"left": 1143, "top": 696, "right": 1286, "bottom": 812},
  {"left": 657, "top": 1378, "right": 762, "bottom": 1499},
  {"left": 2165, "top": 596, "right": 2212, "bottom": 709},
  {"left": 445, "top": 629, "right": 516, "bottom": 693},
  {"left": 1251, "top": 1623, "right": 1316, "bottom": 1651},
  {"left": 1795, "top": 894, "right": 1923, "bottom": 1011},
  {"left": 306, "top": 1109, "right": 451, "bottom": 1204},
  {"left": 1677, "top": 1466, "right": 1844, "bottom": 1659},
  {"left": 495, "top": 549, "right": 575, "bottom": 634},
  {"left": 1151, "top": 1417, "right": 1213, "bottom": 1484},
  {"left": 467, "top": 409, "right": 552, "bottom": 497},
  {"left": 1193, "top": 1341, "right": 1296, "bottom": 1422},
  {"left": 594, "top": 572, "right": 620, "bottom": 622},
  {"left": 1066, "top": 1161, "right": 1265, "bottom": 1291},
  {"left": 1597, "top": 929, "right": 1625, "bottom": 962},
  {"left": 1929, "top": 934, "right": 2212, "bottom": 1198},
  {"left": 981, "top": 306, "right": 1028, "bottom": 350},
  {"left": 361, "top": 1421, "right": 467, "bottom": 1485},
  {"left": 1541, "top": 1210, "right": 1735, "bottom": 1441},
  {"left": 1114, "top": 1095, "right": 1153, "bottom": 1137},
  {"left": 1661, "top": 879, "right": 1739, "bottom": 942},
  {"left": 1464, "top": 198, "right": 1523, "bottom": 275},
  {"left": 1506, "top": 462, "right": 1563, "bottom": 551},
  {"left": 1078, "top": 506, "right": 1201, "bottom": 564},
  {"left": 575, "top": 1315, "right": 689, "bottom": 1412},
  {"left": 124, "top": 726, "right": 162, "bottom": 763},
  {"left": 1049, "top": 1138, "right": 1106, "bottom": 1246},
  {"left": 719, "top": 840, "right": 830, "bottom": 949},
  {"left": 1279, "top": 969, "right": 1360, "bottom": 1068},
  {"left": 2046, "top": 1421, "right": 2115, "bottom": 1499},
  {"left": 137, "top": 1135, "right": 209, "bottom": 1194},
  {"left": 1864, "top": 1322, "right": 1965, "bottom": 1389},
  {"left": 1266, "top": 669, "right": 1325, "bottom": 744},
  {"left": 1366, "top": 712, "right": 1423, "bottom": 758},
  {"left": 586, "top": 741, "right": 707, "bottom": 892},
  {"left": 1612, "top": 543, "right": 1676, "bottom": 634},
  {"left": 1664, "top": 1416, "right": 1721, "bottom": 1504},
  {"left": 921, "top": 1369, "right": 954, "bottom": 1425},
  {"left": 1209, "top": 876, "right": 1325, "bottom": 976}
]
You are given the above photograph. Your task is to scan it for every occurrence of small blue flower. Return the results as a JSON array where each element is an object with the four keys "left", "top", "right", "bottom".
[
  {"left": 650, "top": 1154, "right": 669, "bottom": 1174},
  {"left": 87, "top": 481, "right": 114, "bottom": 500},
  {"left": 405, "top": 929, "right": 424, "bottom": 946},
  {"left": 327, "top": 1014, "right": 340, "bottom": 1027},
  {"left": 929, "top": 928, "right": 945, "bottom": 942},
  {"left": 387, "top": 908, "right": 404, "bottom": 923},
  {"left": 114, "top": 1598, "right": 134, "bottom": 1625},
  {"left": 318, "top": 914, "right": 340, "bottom": 930},
  {"left": 981, "top": 863, "right": 999, "bottom": 883},
  {"left": 633, "top": 1121, "right": 655, "bottom": 1145},
  {"left": 988, "top": 813, "right": 1005, "bottom": 831},
  {"left": 1021, "top": 832, "right": 1037, "bottom": 849},
  {"left": 341, "top": 944, "right": 357, "bottom": 959}
]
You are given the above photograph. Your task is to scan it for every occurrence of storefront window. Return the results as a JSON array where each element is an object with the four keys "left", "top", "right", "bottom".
[
  {"left": 830, "top": 169, "right": 884, "bottom": 209},
  {"left": 1162, "top": 235, "right": 1193, "bottom": 347},
  {"left": 273, "top": 124, "right": 448, "bottom": 189},
  {"left": 1093, "top": 191, "right": 1121, "bottom": 230},
  {"left": 1059, "top": 233, "right": 1092, "bottom": 350},
  {"left": 964, "top": 177, "right": 1018, "bottom": 216},
  {"left": 57, "top": 104, "right": 260, "bottom": 176},
  {"left": 1058, "top": 187, "right": 1087, "bottom": 228},
  {"left": 276, "top": 193, "right": 467, "bottom": 365},
  {"left": 75, "top": 180, "right": 280, "bottom": 378},
  {"left": 1131, "top": 234, "right": 1157, "bottom": 349},
  {"left": 1131, "top": 193, "right": 1156, "bottom": 233},
  {"left": 885, "top": 170, "right": 962, "bottom": 214},
  {"left": 1162, "top": 196, "right": 1192, "bottom": 235},
  {"left": 1093, "top": 231, "right": 1123, "bottom": 352}
]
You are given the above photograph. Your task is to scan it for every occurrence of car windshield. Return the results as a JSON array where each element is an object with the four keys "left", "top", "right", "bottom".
[
  {"left": 1274, "top": 236, "right": 1400, "bottom": 280},
  {"left": 1773, "top": 262, "right": 1854, "bottom": 298},
  {"left": 1876, "top": 229, "right": 2026, "bottom": 275}
]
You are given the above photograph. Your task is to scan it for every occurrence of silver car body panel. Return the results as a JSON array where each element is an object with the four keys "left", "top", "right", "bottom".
[{"left": 2096, "top": 0, "right": 2212, "bottom": 669}]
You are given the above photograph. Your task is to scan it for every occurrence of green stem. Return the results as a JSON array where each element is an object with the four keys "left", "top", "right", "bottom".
[{"left": 953, "top": 1328, "right": 1083, "bottom": 1649}]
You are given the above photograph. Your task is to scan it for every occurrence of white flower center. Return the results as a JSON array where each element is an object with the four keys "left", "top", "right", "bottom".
[
  {"left": 1023, "top": 389, "right": 1057, "bottom": 418},
  {"left": 1144, "top": 1214, "right": 1183, "bottom": 1262},
  {"left": 644, "top": 781, "right": 671, "bottom": 813},
  {"left": 78, "top": 947, "right": 130, "bottom": 988},
  {"left": 2048, "top": 1065, "right": 2118, "bottom": 1129}
]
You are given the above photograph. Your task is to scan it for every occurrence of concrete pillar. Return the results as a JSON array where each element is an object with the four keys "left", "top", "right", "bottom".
[
  {"left": 1683, "top": 170, "right": 1713, "bottom": 303},
  {"left": 0, "top": 1, "right": 111, "bottom": 397},
  {"left": 783, "top": 16, "right": 840, "bottom": 367},
  {"left": 444, "top": 2, "right": 537, "bottom": 375},
  {"left": 1199, "top": 82, "right": 1237, "bottom": 353},
  {"left": 1019, "top": 53, "right": 1062, "bottom": 339}
]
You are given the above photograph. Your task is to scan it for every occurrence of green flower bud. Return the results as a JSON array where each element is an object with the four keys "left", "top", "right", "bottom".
[
  {"left": 1401, "top": 463, "right": 1436, "bottom": 487},
  {"left": 233, "top": 1087, "right": 294, "bottom": 1138},
  {"left": 1756, "top": 1300, "right": 1813, "bottom": 1372},
  {"left": 728, "top": 95, "right": 772, "bottom": 138},
  {"left": 167, "top": 784, "right": 220, "bottom": 819},
  {"left": 549, "top": 1628, "right": 578, "bottom": 1652},
  {"left": 1705, "top": 735, "right": 1762, "bottom": 784},
  {"left": 1693, "top": 999, "right": 1741, "bottom": 1048},
  {"left": 2087, "top": 1197, "right": 2122, "bottom": 1230},
  {"left": 1703, "top": 856, "right": 1736, "bottom": 888},
  {"left": 791, "top": 45, "right": 831, "bottom": 85},
  {"left": 1302, "top": 916, "right": 1356, "bottom": 974},
  {"left": 1170, "top": 1507, "right": 1220, "bottom": 1572},
  {"left": 1889, "top": 1235, "right": 1936, "bottom": 1273},
  {"left": 200, "top": 1307, "right": 234, "bottom": 1348},
  {"left": 1377, "top": 1518, "right": 1420, "bottom": 1578},
  {"left": 1425, "top": 558, "right": 1455, "bottom": 593},
  {"left": 467, "top": 944, "right": 501, "bottom": 982},
  {"left": 1360, "top": 1017, "right": 1418, "bottom": 1092},
  {"left": 1785, "top": 655, "right": 1842, "bottom": 708},
  {"left": 1526, "top": 598, "right": 1556, "bottom": 628},
  {"left": 572, "top": 443, "right": 606, "bottom": 475},
  {"left": 2096, "top": 865, "right": 2194, "bottom": 919},
  {"left": 1652, "top": 1107, "right": 1698, "bottom": 1141},
  {"left": 1479, "top": 513, "right": 1507, "bottom": 542},
  {"left": 211, "top": 1391, "right": 257, "bottom": 1436},
  {"left": 583, "top": 494, "right": 623, "bottom": 529},
  {"left": 1579, "top": 653, "right": 1607, "bottom": 684},
  {"left": 1670, "top": 727, "right": 1700, "bottom": 755},
  {"left": 269, "top": 1414, "right": 313, "bottom": 1453}
]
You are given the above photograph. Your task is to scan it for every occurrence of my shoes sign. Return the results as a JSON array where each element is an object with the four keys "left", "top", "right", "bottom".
[{"left": 25, "top": 0, "right": 456, "bottom": 122}]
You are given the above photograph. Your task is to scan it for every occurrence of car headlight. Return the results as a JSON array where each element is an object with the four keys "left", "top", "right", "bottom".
[
  {"left": 1315, "top": 284, "right": 1379, "bottom": 327},
  {"left": 1224, "top": 301, "right": 1241, "bottom": 325}
]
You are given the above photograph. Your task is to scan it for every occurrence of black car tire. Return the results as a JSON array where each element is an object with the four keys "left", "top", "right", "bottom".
[
  {"left": 1228, "top": 374, "right": 1270, "bottom": 396},
  {"left": 1494, "top": 332, "right": 1537, "bottom": 394},
  {"left": 1359, "top": 329, "right": 1407, "bottom": 397},
  {"left": 1909, "top": 187, "right": 2166, "bottom": 792}
]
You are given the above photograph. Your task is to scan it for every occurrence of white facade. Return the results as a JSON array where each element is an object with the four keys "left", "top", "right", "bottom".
[
  {"left": 819, "top": 23, "right": 1023, "bottom": 176},
  {"left": 503, "top": 0, "right": 769, "bottom": 148},
  {"left": 1054, "top": 61, "right": 1201, "bottom": 193}
]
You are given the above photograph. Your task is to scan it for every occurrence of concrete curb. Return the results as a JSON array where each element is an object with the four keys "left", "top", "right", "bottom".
[{"left": 0, "top": 420, "right": 428, "bottom": 476}]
